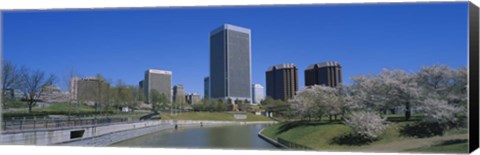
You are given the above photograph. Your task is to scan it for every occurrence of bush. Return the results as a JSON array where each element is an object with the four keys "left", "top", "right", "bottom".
[
  {"left": 343, "top": 111, "right": 388, "bottom": 140},
  {"left": 400, "top": 122, "right": 446, "bottom": 138}
]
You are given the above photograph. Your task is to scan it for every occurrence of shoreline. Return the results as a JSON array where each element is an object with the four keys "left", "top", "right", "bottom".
[{"left": 257, "top": 128, "right": 288, "bottom": 149}]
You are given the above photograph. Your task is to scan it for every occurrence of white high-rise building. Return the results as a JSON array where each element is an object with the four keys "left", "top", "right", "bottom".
[{"left": 252, "top": 84, "right": 264, "bottom": 104}]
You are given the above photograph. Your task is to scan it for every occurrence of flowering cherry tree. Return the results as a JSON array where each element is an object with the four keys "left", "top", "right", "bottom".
[{"left": 344, "top": 111, "right": 388, "bottom": 140}]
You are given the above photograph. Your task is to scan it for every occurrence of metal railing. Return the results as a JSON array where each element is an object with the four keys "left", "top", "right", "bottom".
[{"left": 2, "top": 116, "right": 132, "bottom": 131}]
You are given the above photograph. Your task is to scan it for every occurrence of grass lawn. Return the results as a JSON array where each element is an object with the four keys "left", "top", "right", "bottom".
[
  {"left": 406, "top": 140, "right": 469, "bottom": 153},
  {"left": 34, "top": 103, "right": 96, "bottom": 113},
  {"left": 159, "top": 112, "right": 273, "bottom": 122},
  {"left": 3, "top": 102, "right": 151, "bottom": 119},
  {"left": 261, "top": 120, "right": 468, "bottom": 153}
]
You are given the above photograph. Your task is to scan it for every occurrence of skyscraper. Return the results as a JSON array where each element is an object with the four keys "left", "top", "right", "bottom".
[
  {"left": 173, "top": 84, "right": 186, "bottom": 104},
  {"left": 204, "top": 76, "right": 210, "bottom": 99},
  {"left": 209, "top": 24, "right": 251, "bottom": 103},
  {"left": 144, "top": 69, "right": 172, "bottom": 103},
  {"left": 266, "top": 64, "right": 298, "bottom": 100},
  {"left": 305, "top": 61, "right": 342, "bottom": 87},
  {"left": 252, "top": 84, "right": 265, "bottom": 104}
]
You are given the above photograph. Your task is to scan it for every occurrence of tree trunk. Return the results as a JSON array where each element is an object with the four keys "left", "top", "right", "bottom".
[
  {"left": 28, "top": 101, "right": 33, "bottom": 113},
  {"left": 329, "top": 115, "right": 332, "bottom": 122},
  {"left": 405, "top": 102, "right": 411, "bottom": 121}
]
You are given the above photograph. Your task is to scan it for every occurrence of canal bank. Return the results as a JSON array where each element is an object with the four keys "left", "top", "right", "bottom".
[{"left": 257, "top": 128, "right": 288, "bottom": 149}]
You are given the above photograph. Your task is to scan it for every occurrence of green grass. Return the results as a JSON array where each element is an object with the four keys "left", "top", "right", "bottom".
[
  {"left": 159, "top": 112, "right": 273, "bottom": 122},
  {"left": 261, "top": 120, "right": 467, "bottom": 153},
  {"left": 34, "top": 103, "right": 96, "bottom": 113},
  {"left": 406, "top": 140, "right": 469, "bottom": 153},
  {"left": 2, "top": 102, "right": 152, "bottom": 119}
]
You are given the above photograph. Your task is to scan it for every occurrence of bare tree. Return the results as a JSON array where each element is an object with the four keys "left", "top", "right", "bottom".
[
  {"left": 2, "top": 61, "right": 20, "bottom": 91},
  {"left": 2, "top": 61, "right": 21, "bottom": 108},
  {"left": 18, "top": 68, "right": 57, "bottom": 113}
]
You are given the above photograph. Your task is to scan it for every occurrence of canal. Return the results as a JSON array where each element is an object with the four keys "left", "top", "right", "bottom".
[{"left": 110, "top": 124, "right": 278, "bottom": 150}]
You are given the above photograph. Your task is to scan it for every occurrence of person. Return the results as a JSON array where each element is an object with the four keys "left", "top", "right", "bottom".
[{"left": 200, "top": 122, "right": 203, "bottom": 127}]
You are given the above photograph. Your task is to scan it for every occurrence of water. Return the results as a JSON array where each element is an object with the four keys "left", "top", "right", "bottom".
[{"left": 110, "top": 124, "right": 278, "bottom": 150}]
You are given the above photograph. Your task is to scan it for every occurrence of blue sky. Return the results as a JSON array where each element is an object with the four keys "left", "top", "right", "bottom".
[{"left": 3, "top": 2, "right": 469, "bottom": 96}]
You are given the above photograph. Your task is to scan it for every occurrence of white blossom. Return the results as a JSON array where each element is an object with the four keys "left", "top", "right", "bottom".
[
  {"left": 418, "top": 98, "right": 462, "bottom": 124},
  {"left": 343, "top": 111, "right": 388, "bottom": 139}
]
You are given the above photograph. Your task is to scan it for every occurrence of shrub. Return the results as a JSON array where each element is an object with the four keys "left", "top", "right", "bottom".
[{"left": 343, "top": 111, "right": 388, "bottom": 140}]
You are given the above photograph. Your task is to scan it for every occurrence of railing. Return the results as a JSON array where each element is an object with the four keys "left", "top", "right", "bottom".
[{"left": 2, "top": 116, "right": 132, "bottom": 131}]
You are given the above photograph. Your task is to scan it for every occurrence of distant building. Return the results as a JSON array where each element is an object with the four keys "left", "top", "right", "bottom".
[
  {"left": 38, "top": 85, "right": 69, "bottom": 103},
  {"left": 305, "top": 61, "right": 342, "bottom": 87},
  {"left": 204, "top": 76, "right": 210, "bottom": 99},
  {"left": 139, "top": 80, "right": 144, "bottom": 89},
  {"left": 144, "top": 69, "right": 172, "bottom": 103},
  {"left": 3, "top": 88, "right": 25, "bottom": 100},
  {"left": 266, "top": 64, "right": 298, "bottom": 100},
  {"left": 69, "top": 76, "right": 80, "bottom": 100},
  {"left": 138, "top": 80, "right": 144, "bottom": 101},
  {"left": 3, "top": 88, "right": 15, "bottom": 100},
  {"left": 252, "top": 84, "right": 264, "bottom": 104},
  {"left": 77, "top": 77, "right": 110, "bottom": 105},
  {"left": 186, "top": 93, "right": 201, "bottom": 104},
  {"left": 173, "top": 84, "right": 186, "bottom": 104},
  {"left": 210, "top": 24, "right": 251, "bottom": 103}
]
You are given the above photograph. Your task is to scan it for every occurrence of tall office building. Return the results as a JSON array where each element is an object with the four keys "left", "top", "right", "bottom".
[
  {"left": 173, "top": 84, "right": 186, "bottom": 104},
  {"left": 144, "top": 69, "right": 172, "bottom": 103},
  {"left": 266, "top": 64, "right": 298, "bottom": 100},
  {"left": 252, "top": 84, "right": 265, "bottom": 104},
  {"left": 209, "top": 24, "right": 251, "bottom": 102},
  {"left": 204, "top": 76, "right": 210, "bottom": 99},
  {"left": 305, "top": 61, "right": 342, "bottom": 87}
]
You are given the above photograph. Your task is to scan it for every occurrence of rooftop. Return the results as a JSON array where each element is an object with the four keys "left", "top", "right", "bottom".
[
  {"left": 210, "top": 24, "right": 251, "bottom": 36},
  {"left": 147, "top": 69, "right": 172, "bottom": 75},
  {"left": 306, "top": 61, "right": 341, "bottom": 70},
  {"left": 266, "top": 63, "right": 297, "bottom": 71}
]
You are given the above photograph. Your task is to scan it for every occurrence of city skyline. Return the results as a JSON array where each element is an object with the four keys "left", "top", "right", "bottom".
[{"left": 3, "top": 2, "right": 469, "bottom": 96}]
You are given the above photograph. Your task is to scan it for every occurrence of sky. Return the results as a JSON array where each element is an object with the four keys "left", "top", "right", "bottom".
[{"left": 2, "top": 2, "right": 469, "bottom": 96}]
